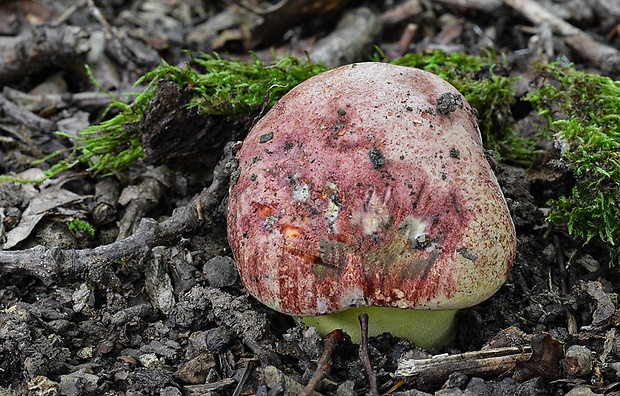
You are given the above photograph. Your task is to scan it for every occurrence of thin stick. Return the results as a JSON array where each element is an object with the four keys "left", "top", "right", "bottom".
[
  {"left": 395, "top": 346, "right": 532, "bottom": 384},
  {"left": 298, "top": 329, "right": 345, "bottom": 396},
  {"left": 0, "top": 142, "right": 239, "bottom": 285},
  {"left": 358, "top": 313, "right": 379, "bottom": 396},
  {"left": 502, "top": 0, "right": 620, "bottom": 73}
]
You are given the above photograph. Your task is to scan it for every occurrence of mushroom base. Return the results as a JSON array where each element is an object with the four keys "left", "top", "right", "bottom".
[{"left": 302, "top": 307, "right": 458, "bottom": 349}]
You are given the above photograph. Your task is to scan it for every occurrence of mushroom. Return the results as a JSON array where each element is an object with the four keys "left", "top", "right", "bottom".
[{"left": 226, "top": 62, "right": 516, "bottom": 349}]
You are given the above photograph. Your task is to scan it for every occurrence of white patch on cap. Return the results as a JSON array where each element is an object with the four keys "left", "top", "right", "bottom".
[
  {"left": 351, "top": 186, "right": 392, "bottom": 235},
  {"left": 324, "top": 182, "right": 340, "bottom": 234},
  {"left": 339, "top": 287, "right": 366, "bottom": 308},
  {"left": 291, "top": 174, "right": 309, "bottom": 202},
  {"left": 400, "top": 215, "right": 439, "bottom": 252}
]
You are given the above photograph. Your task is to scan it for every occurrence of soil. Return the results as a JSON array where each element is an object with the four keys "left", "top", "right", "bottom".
[{"left": 0, "top": 1, "right": 619, "bottom": 395}]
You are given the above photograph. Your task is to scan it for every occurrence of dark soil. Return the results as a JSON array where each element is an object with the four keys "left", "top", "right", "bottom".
[{"left": 0, "top": 1, "right": 619, "bottom": 395}]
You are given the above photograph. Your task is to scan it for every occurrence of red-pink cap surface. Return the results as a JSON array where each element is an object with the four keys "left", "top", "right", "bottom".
[{"left": 227, "top": 62, "right": 516, "bottom": 316}]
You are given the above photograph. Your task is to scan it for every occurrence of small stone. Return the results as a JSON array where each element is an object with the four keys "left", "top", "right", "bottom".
[
  {"left": 541, "top": 244, "right": 556, "bottom": 264},
  {"left": 564, "top": 345, "right": 593, "bottom": 377},
  {"left": 565, "top": 386, "right": 597, "bottom": 396},
  {"left": 204, "top": 326, "right": 231, "bottom": 354},
  {"left": 72, "top": 283, "right": 94, "bottom": 313},
  {"left": 140, "top": 340, "right": 178, "bottom": 359},
  {"left": 392, "top": 389, "right": 433, "bottom": 395},
  {"left": 59, "top": 370, "right": 99, "bottom": 396},
  {"left": 263, "top": 365, "right": 314, "bottom": 395},
  {"left": 76, "top": 346, "right": 94, "bottom": 359},
  {"left": 584, "top": 281, "right": 615, "bottom": 325},
  {"left": 442, "top": 371, "right": 468, "bottom": 389},
  {"left": 576, "top": 254, "right": 600, "bottom": 272},
  {"left": 336, "top": 380, "right": 355, "bottom": 396},
  {"left": 464, "top": 377, "right": 492, "bottom": 395},
  {"left": 28, "top": 376, "right": 61, "bottom": 395},
  {"left": 436, "top": 92, "right": 463, "bottom": 114},
  {"left": 203, "top": 256, "right": 239, "bottom": 288},
  {"left": 515, "top": 377, "right": 546, "bottom": 395},
  {"left": 436, "top": 389, "right": 464, "bottom": 395},
  {"left": 159, "top": 387, "right": 182, "bottom": 396},
  {"left": 139, "top": 353, "right": 162, "bottom": 368}
]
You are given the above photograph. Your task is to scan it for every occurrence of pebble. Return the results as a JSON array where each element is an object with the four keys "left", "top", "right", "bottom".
[
  {"left": 203, "top": 255, "right": 238, "bottom": 288},
  {"left": 566, "top": 386, "right": 597, "bottom": 396},
  {"left": 564, "top": 345, "right": 593, "bottom": 377}
]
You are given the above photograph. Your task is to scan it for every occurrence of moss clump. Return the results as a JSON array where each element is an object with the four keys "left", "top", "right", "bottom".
[
  {"left": 527, "top": 63, "right": 620, "bottom": 262},
  {"left": 161, "top": 53, "right": 328, "bottom": 115},
  {"left": 43, "top": 54, "right": 327, "bottom": 177},
  {"left": 392, "top": 51, "right": 532, "bottom": 164},
  {"left": 39, "top": 64, "right": 146, "bottom": 178},
  {"left": 69, "top": 218, "right": 96, "bottom": 238}
]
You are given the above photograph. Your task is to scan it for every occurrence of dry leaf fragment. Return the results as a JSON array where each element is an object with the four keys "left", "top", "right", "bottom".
[
  {"left": 584, "top": 281, "right": 616, "bottom": 326},
  {"left": 2, "top": 172, "right": 86, "bottom": 249},
  {"left": 514, "top": 333, "right": 564, "bottom": 381}
]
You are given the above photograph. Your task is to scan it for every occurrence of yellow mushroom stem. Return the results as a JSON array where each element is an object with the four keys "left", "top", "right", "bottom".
[{"left": 302, "top": 307, "right": 458, "bottom": 350}]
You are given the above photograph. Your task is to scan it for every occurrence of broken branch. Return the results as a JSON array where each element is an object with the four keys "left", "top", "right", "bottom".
[
  {"left": 0, "top": 142, "right": 238, "bottom": 286},
  {"left": 395, "top": 346, "right": 532, "bottom": 385}
]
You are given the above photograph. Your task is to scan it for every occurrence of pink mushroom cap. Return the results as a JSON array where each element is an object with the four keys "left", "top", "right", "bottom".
[{"left": 227, "top": 62, "right": 516, "bottom": 319}]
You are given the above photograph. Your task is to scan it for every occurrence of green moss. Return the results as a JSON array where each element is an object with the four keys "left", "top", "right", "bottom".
[
  {"left": 526, "top": 63, "right": 620, "bottom": 262},
  {"left": 40, "top": 65, "right": 148, "bottom": 178},
  {"left": 35, "top": 51, "right": 531, "bottom": 178},
  {"left": 166, "top": 53, "right": 328, "bottom": 115},
  {"left": 41, "top": 54, "right": 327, "bottom": 177},
  {"left": 69, "top": 218, "right": 96, "bottom": 238}
]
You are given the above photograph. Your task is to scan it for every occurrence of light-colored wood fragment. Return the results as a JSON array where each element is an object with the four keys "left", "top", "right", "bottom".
[{"left": 395, "top": 346, "right": 532, "bottom": 384}]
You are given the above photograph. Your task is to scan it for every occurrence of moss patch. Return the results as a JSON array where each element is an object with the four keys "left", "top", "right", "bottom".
[
  {"left": 44, "top": 54, "right": 328, "bottom": 177},
  {"left": 526, "top": 62, "right": 620, "bottom": 262}
]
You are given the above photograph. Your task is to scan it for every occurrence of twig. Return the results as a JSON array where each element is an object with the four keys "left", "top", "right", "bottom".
[
  {"left": 51, "top": 0, "right": 112, "bottom": 31},
  {"left": 435, "top": 0, "right": 502, "bottom": 13},
  {"left": 3, "top": 86, "right": 134, "bottom": 112},
  {"left": 232, "top": 358, "right": 255, "bottom": 396},
  {"left": 358, "top": 313, "right": 379, "bottom": 396},
  {"left": 553, "top": 235, "right": 568, "bottom": 295},
  {"left": 85, "top": 0, "right": 113, "bottom": 30},
  {"left": 554, "top": 235, "right": 579, "bottom": 334},
  {"left": 398, "top": 23, "right": 418, "bottom": 56},
  {"left": 0, "top": 93, "right": 55, "bottom": 134},
  {"left": 0, "top": 25, "right": 94, "bottom": 85},
  {"left": 309, "top": 7, "right": 382, "bottom": 68},
  {"left": 502, "top": 0, "right": 620, "bottom": 73},
  {"left": 0, "top": 142, "right": 239, "bottom": 286},
  {"left": 381, "top": 0, "right": 423, "bottom": 26},
  {"left": 298, "top": 330, "right": 345, "bottom": 396},
  {"left": 395, "top": 346, "right": 532, "bottom": 385},
  {"left": 232, "top": 0, "right": 288, "bottom": 15}
]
